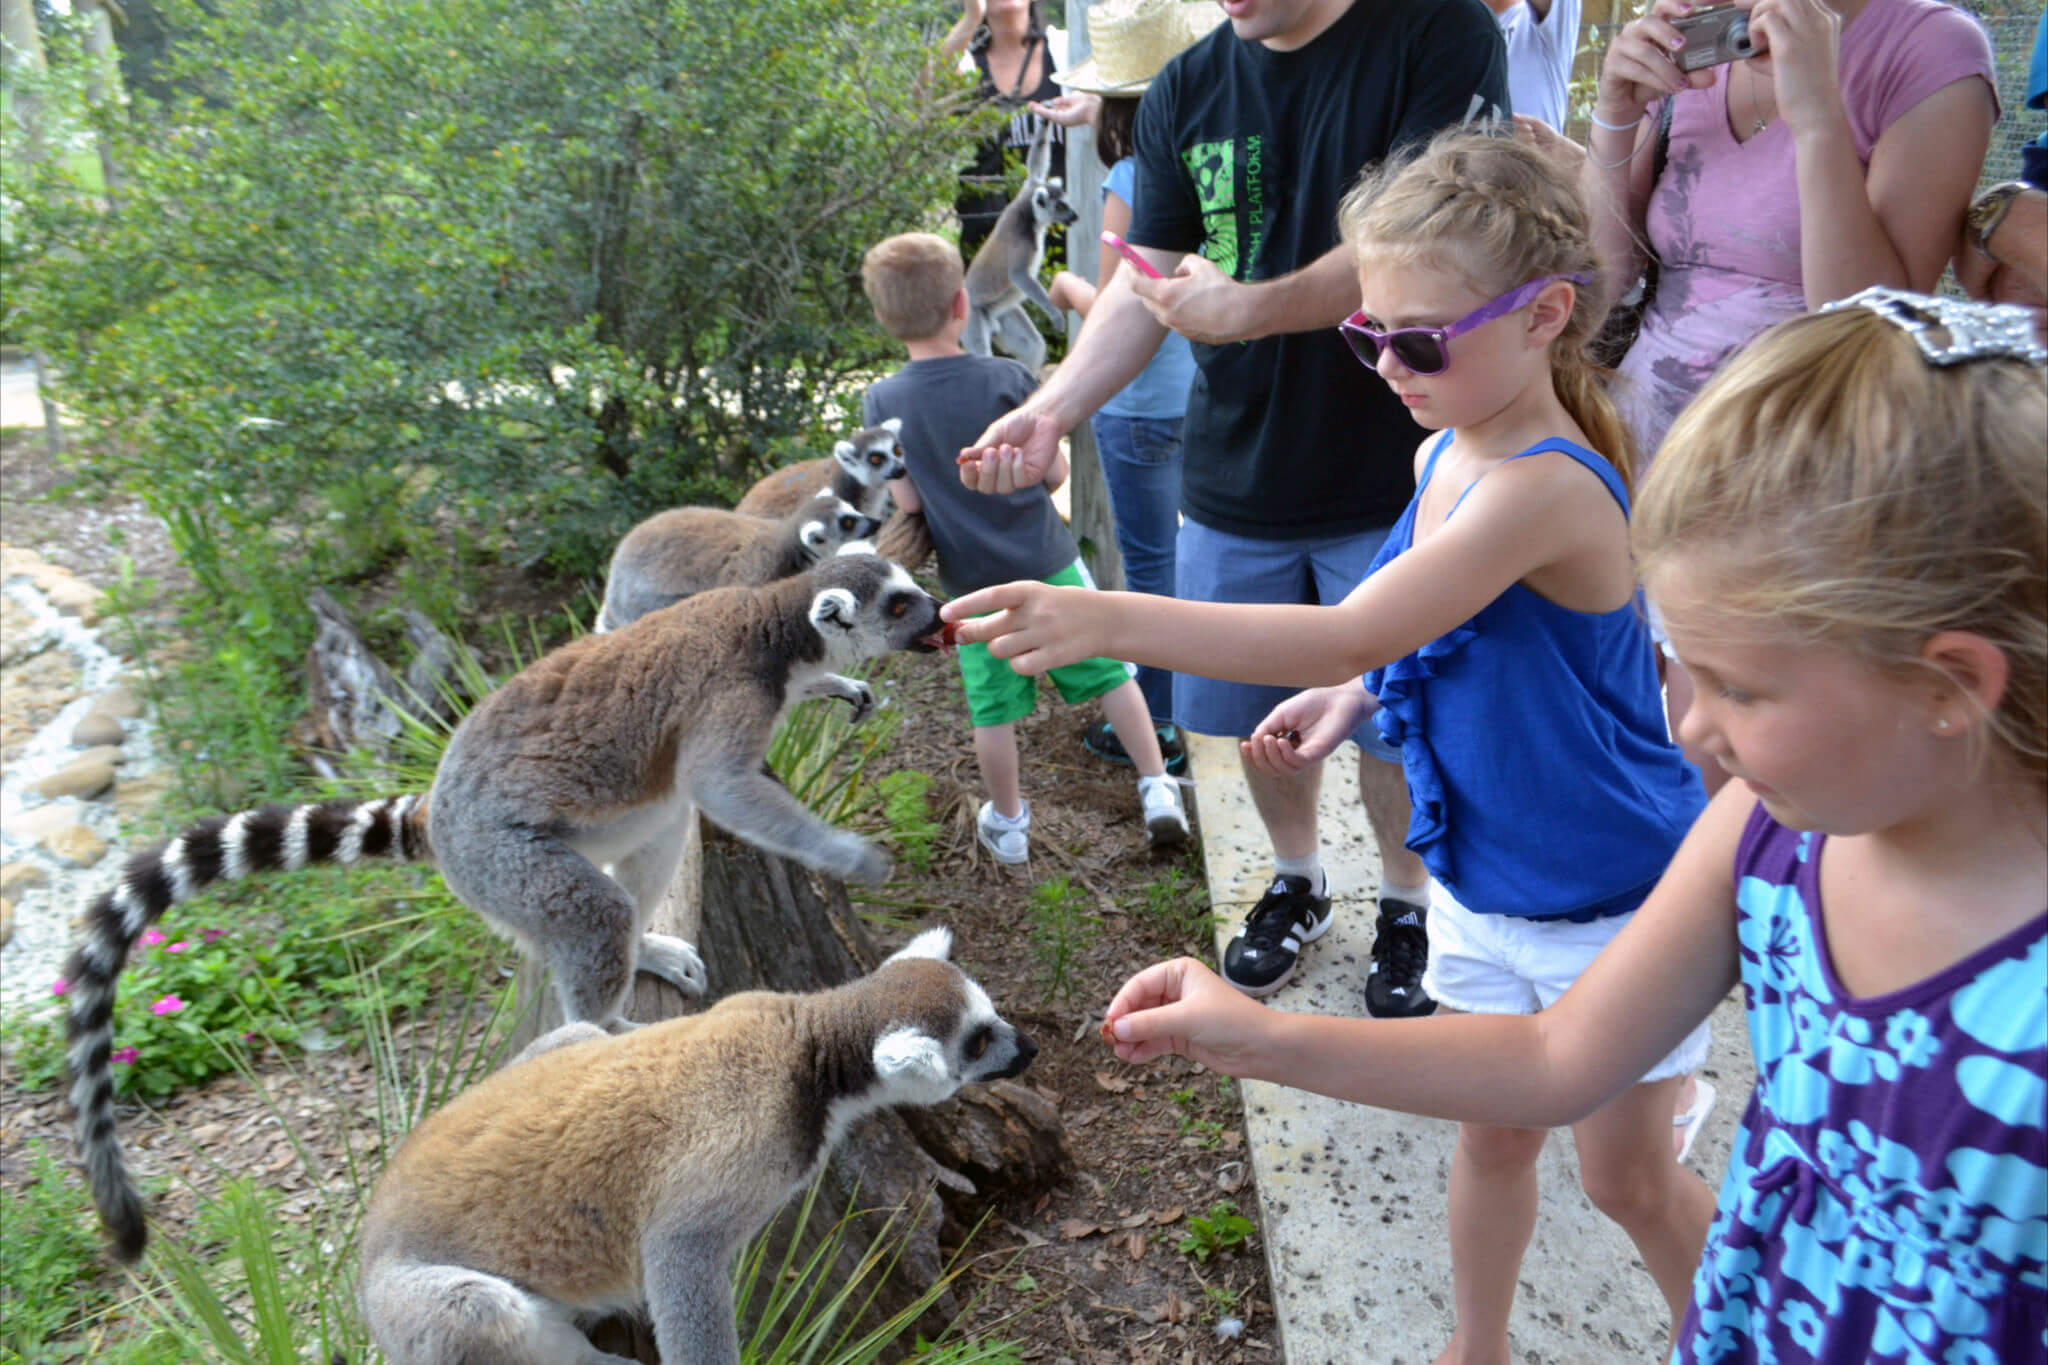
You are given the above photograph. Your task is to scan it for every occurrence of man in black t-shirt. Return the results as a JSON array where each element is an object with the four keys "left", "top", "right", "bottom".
[{"left": 959, "top": 0, "right": 1508, "bottom": 1010}]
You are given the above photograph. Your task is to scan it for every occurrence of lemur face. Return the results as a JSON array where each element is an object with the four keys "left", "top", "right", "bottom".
[
  {"left": 799, "top": 494, "right": 884, "bottom": 559},
  {"left": 831, "top": 418, "right": 907, "bottom": 487},
  {"left": 870, "top": 929, "right": 1038, "bottom": 1107},
  {"left": 1034, "top": 181, "right": 1078, "bottom": 229},
  {"left": 805, "top": 553, "right": 943, "bottom": 663}
]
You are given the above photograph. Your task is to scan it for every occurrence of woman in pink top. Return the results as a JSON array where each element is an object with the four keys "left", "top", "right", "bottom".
[
  {"left": 1586, "top": 0, "right": 1997, "bottom": 465},
  {"left": 1577, "top": 0, "right": 1996, "bottom": 795}
]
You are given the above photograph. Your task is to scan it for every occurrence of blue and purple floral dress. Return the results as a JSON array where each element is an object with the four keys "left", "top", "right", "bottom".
[{"left": 1676, "top": 806, "right": 2047, "bottom": 1363}]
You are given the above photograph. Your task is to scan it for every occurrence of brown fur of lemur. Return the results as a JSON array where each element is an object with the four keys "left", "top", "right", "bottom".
[{"left": 62, "top": 553, "right": 945, "bottom": 1261}]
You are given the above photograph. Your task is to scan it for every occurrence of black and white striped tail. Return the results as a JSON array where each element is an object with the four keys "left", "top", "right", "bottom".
[{"left": 65, "top": 794, "right": 431, "bottom": 1260}]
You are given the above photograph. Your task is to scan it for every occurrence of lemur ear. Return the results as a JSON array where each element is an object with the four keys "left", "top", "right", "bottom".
[
  {"left": 882, "top": 417, "right": 903, "bottom": 435},
  {"left": 873, "top": 1027, "right": 951, "bottom": 1091},
  {"left": 809, "top": 587, "right": 858, "bottom": 632},
  {"left": 833, "top": 440, "right": 857, "bottom": 464},
  {"left": 887, "top": 926, "right": 954, "bottom": 964},
  {"left": 801, "top": 521, "right": 830, "bottom": 553}
]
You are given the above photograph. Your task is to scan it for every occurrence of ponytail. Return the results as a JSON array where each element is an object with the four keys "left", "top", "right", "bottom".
[{"left": 1554, "top": 346, "right": 1636, "bottom": 495}]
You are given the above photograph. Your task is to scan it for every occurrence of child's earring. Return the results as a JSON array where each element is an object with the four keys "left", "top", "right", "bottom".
[{"left": 1934, "top": 715, "right": 1954, "bottom": 734}]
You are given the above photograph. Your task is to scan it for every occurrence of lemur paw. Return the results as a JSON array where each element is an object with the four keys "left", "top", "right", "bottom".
[
  {"left": 843, "top": 681, "right": 877, "bottom": 726},
  {"left": 849, "top": 842, "right": 893, "bottom": 885},
  {"left": 637, "top": 934, "right": 709, "bottom": 998}
]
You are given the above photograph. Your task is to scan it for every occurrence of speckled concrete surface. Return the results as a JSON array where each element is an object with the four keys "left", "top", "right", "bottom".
[{"left": 1183, "top": 731, "right": 1751, "bottom": 1364}]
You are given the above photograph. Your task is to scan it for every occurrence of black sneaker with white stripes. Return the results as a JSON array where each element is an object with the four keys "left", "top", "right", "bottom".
[
  {"left": 1364, "top": 897, "right": 1437, "bottom": 1018},
  {"left": 1220, "top": 875, "right": 1331, "bottom": 997}
]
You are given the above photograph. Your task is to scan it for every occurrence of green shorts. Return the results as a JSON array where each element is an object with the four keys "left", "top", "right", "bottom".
[{"left": 956, "top": 560, "right": 1135, "bottom": 728}]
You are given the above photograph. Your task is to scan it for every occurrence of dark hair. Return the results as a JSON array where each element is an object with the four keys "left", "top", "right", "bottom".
[{"left": 1095, "top": 95, "right": 1139, "bottom": 167}]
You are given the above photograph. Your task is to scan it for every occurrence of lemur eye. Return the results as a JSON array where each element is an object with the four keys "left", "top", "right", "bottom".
[
  {"left": 868, "top": 451, "right": 884, "bottom": 466},
  {"left": 889, "top": 598, "right": 907, "bottom": 618},
  {"left": 966, "top": 1028, "right": 990, "bottom": 1060},
  {"left": 892, "top": 443, "right": 903, "bottom": 457}
]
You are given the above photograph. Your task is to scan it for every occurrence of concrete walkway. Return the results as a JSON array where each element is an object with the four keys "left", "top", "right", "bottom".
[{"left": 1184, "top": 731, "right": 1750, "bottom": 1363}]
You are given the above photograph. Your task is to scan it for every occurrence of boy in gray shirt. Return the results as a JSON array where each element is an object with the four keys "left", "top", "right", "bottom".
[{"left": 860, "top": 233, "right": 1186, "bottom": 863}]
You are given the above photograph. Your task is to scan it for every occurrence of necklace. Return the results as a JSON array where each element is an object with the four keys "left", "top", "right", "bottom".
[{"left": 1743, "top": 62, "right": 1775, "bottom": 137}]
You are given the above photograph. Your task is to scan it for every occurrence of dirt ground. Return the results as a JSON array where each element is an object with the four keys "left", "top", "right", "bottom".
[{"left": 0, "top": 427, "right": 1276, "bottom": 1363}]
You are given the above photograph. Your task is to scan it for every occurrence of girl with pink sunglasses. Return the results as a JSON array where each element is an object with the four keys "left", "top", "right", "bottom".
[{"left": 946, "top": 128, "right": 1715, "bottom": 1356}]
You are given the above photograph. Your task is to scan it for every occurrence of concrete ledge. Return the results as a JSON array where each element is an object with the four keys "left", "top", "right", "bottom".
[{"left": 1183, "top": 730, "right": 1749, "bottom": 1363}]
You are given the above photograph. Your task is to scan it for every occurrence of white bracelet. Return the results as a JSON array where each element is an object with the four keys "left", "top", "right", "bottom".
[{"left": 1588, "top": 110, "right": 1643, "bottom": 133}]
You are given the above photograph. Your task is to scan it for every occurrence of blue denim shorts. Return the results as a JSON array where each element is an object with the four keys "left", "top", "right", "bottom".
[{"left": 1171, "top": 519, "right": 1403, "bottom": 763}]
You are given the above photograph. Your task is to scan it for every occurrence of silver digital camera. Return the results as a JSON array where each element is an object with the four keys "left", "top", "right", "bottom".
[{"left": 1672, "top": 5, "right": 1761, "bottom": 71}]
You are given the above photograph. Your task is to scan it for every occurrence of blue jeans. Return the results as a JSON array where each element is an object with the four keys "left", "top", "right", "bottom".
[{"left": 1090, "top": 411, "right": 1183, "bottom": 724}]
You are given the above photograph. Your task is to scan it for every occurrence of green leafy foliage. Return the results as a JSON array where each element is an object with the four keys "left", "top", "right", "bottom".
[
  {"left": 9, "top": 0, "right": 993, "bottom": 590},
  {"left": 872, "top": 767, "right": 943, "bottom": 876},
  {"left": 0, "top": 1143, "right": 119, "bottom": 1359},
  {"left": 1177, "top": 1201, "right": 1255, "bottom": 1264},
  {"left": 1026, "top": 875, "right": 1100, "bottom": 1005},
  {"left": 9, "top": 867, "right": 500, "bottom": 1100}
]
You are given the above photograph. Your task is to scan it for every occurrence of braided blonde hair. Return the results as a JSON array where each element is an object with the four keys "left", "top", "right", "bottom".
[
  {"left": 1633, "top": 307, "right": 2048, "bottom": 794},
  {"left": 1337, "top": 130, "right": 1632, "bottom": 488}
]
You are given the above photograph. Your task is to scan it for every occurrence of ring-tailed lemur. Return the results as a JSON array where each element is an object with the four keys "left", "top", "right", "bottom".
[
  {"left": 962, "top": 122, "right": 1077, "bottom": 373},
  {"left": 735, "top": 418, "right": 906, "bottom": 521},
  {"left": 63, "top": 554, "right": 946, "bottom": 1262},
  {"left": 596, "top": 489, "right": 881, "bottom": 632},
  {"left": 359, "top": 927, "right": 1036, "bottom": 1365}
]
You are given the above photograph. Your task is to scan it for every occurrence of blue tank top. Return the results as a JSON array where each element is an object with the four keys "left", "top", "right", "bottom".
[{"left": 1361, "top": 434, "right": 1706, "bottom": 920}]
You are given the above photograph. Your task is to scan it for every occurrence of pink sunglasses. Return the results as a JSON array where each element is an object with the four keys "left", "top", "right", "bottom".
[{"left": 1339, "top": 273, "right": 1594, "bottom": 376}]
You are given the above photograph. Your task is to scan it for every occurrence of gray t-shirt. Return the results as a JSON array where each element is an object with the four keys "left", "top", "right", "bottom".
[{"left": 862, "top": 354, "right": 1077, "bottom": 599}]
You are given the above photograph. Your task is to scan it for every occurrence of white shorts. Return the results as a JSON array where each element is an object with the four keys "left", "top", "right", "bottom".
[{"left": 1422, "top": 880, "right": 1709, "bottom": 1084}]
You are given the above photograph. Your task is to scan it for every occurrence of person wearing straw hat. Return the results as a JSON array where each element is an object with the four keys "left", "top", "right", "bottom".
[
  {"left": 1029, "top": 0, "right": 1230, "bottom": 781},
  {"left": 958, "top": 0, "right": 1508, "bottom": 1012}
]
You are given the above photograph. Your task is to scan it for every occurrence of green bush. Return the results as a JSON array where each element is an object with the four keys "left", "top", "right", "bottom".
[
  {"left": 9, "top": 866, "right": 500, "bottom": 1101},
  {"left": 7, "top": 0, "right": 993, "bottom": 618}
]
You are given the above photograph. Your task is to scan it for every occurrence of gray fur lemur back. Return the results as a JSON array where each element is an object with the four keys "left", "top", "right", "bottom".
[{"left": 64, "top": 794, "right": 430, "bottom": 1260}]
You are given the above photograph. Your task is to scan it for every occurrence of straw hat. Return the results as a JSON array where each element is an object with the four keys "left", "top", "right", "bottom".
[{"left": 1055, "top": 0, "right": 1226, "bottom": 96}]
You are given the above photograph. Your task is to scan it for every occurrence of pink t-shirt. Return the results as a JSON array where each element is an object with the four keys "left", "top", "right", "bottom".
[{"left": 1615, "top": 0, "right": 1997, "bottom": 458}]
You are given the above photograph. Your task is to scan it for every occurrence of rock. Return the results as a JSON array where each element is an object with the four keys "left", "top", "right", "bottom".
[
  {"left": 41, "top": 823, "right": 108, "bottom": 867},
  {"left": 31, "top": 758, "right": 116, "bottom": 801},
  {"left": 0, "top": 897, "right": 12, "bottom": 946},
  {"left": 0, "top": 596, "right": 52, "bottom": 667},
  {"left": 44, "top": 576, "right": 105, "bottom": 625},
  {"left": 0, "top": 862, "right": 49, "bottom": 897},
  {"left": 7, "top": 803, "right": 75, "bottom": 842},
  {"left": 0, "top": 545, "right": 47, "bottom": 578},
  {"left": 91, "top": 685, "right": 143, "bottom": 720},
  {"left": 112, "top": 771, "right": 174, "bottom": 823},
  {"left": 71, "top": 712, "right": 124, "bottom": 747},
  {"left": 71, "top": 744, "right": 124, "bottom": 767}
]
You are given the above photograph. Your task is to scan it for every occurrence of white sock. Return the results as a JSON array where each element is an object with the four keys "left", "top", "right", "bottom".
[
  {"left": 1273, "top": 853, "right": 1326, "bottom": 898},
  {"left": 1380, "top": 876, "right": 1429, "bottom": 907}
]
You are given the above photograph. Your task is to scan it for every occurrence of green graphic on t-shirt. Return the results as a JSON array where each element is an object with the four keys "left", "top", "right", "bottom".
[{"left": 1183, "top": 138, "right": 1238, "bottom": 277}]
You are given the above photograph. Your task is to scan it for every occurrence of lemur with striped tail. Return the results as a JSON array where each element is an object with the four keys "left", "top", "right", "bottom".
[{"left": 62, "top": 553, "right": 946, "bottom": 1262}]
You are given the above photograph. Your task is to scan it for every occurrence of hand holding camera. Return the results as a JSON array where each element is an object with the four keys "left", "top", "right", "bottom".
[{"left": 1591, "top": 0, "right": 1725, "bottom": 129}]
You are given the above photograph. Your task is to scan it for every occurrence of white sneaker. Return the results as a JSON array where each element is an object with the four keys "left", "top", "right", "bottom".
[
  {"left": 977, "top": 800, "right": 1031, "bottom": 865},
  {"left": 1138, "top": 774, "right": 1188, "bottom": 847}
]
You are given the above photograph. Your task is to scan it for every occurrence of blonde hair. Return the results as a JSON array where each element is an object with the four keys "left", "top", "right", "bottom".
[
  {"left": 1337, "top": 130, "right": 1634, "bottom": 488},
  {"left": 861, "top": 233, "right": 963, "bottom": 341},
  {"left": 1633, "top": 306, "right": 2048, "bottom": 792}
]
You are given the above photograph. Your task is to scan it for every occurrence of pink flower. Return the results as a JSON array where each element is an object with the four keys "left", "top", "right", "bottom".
[
  {"left": 141, "top": 928, "right": 166, "bottom": 947},
  {"left": 201, "top": 928, "right": 228, "bottom": 942},
  {"left": 150, "top": 995, "right": 186, "bottom": 1016},
  {"left": 165, "top": 941, "right": 189, "bottom": 953},
  {"left": 49, "top": 978, "right": 68, "bottom": 997},
  {"left": 111, "top": 1047, "right": 139, "bottom": 1065}
]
